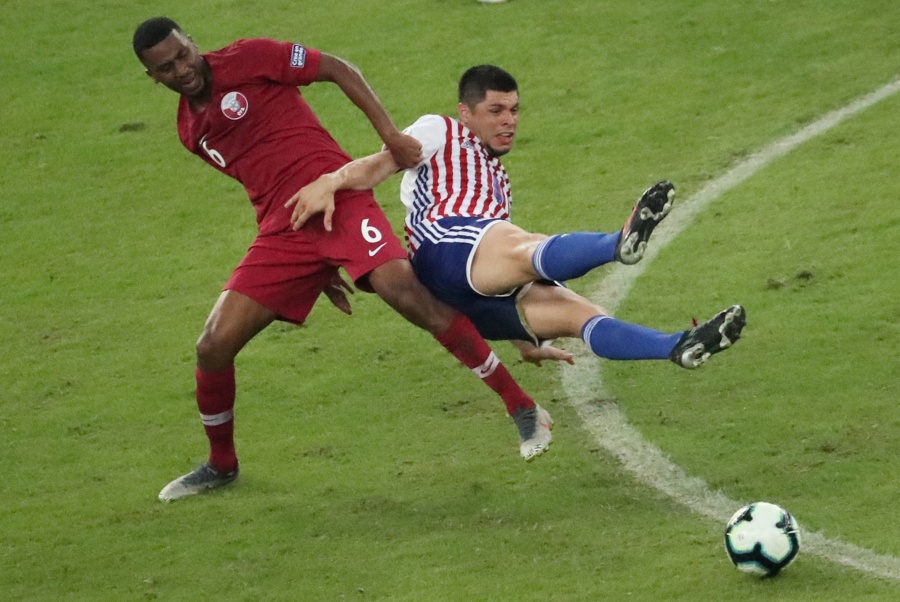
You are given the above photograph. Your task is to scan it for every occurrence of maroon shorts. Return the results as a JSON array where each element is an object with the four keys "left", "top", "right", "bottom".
[{"left": 224, "top": 190, "right": 406, "bottom": 324}]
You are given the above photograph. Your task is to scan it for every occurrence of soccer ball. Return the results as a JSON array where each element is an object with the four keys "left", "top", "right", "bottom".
[{"left": 724, "top": 501, "right": 801, "bottom": 576}]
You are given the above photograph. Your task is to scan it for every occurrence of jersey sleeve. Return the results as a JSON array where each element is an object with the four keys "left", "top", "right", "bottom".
[
  {"left": 402, "top": 115, "right": 448, "bottom": 167},
  {"left": 226, "top": 38, "right": 323, "bottom": 87}
]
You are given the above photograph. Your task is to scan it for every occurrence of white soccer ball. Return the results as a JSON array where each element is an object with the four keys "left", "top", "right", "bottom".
[{"left": 724, "top": 501, "right": 801, "bottom": 576}]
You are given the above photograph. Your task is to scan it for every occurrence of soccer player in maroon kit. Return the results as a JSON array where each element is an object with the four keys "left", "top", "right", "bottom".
[{"left": 132, "top": 18, "right": 570, "bottom": 501}]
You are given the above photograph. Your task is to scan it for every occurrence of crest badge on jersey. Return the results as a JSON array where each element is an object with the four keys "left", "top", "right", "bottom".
[
  {"left": 220, "top": 91, "right": 249, "bottom": 120},
  {"left": 291, "top": 44, "right": 307, "bottom": 67}
]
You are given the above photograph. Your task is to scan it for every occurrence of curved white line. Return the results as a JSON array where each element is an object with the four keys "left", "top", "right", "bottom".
[{"left": 561, "top": 78, "right": 900, "bottom": 581}]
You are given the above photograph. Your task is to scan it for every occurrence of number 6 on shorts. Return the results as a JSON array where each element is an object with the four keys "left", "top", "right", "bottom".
[{"left": 361, "top": 218, "right": 383, "bottom": 243}]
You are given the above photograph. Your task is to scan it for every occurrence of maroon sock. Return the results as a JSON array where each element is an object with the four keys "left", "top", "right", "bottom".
[
  {"left": 196, "top": 365, "right": 238, "bottom": 472},
  {"left": 434, "top": 314, "right": 535, "bottom": 415}
]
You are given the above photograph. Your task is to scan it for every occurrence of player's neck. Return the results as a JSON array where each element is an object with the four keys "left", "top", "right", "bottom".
[
  {"left": 187, "top": 92, "right": 212, "bottom": 112},
  {"left": 185, "top": 62, "right": 213, "bottom": 111}
]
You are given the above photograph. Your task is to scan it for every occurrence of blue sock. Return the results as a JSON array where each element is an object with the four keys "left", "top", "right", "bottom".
[
  {"left": 531, "top": 232, "right": 620, "bottom": 282},
  {"left": 581, "top": 315, "right": 683, "bottom": 360}
]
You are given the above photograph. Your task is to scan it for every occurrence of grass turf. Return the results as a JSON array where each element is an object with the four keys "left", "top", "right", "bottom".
[{"left": 2, "top": 0, "right": 899, "bottom": 599}]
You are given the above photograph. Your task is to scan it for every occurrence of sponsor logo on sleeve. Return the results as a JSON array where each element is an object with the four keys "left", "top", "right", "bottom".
[
  {"left": 291, "top": 44, "right": 307, "bottom": 68},
  {"left": 220, "top": 91, "right": 249, "bottom": 120}
]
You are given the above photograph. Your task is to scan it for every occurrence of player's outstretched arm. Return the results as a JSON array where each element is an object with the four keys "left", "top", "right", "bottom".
[
  {"left": 315, "top": 54, "right": 422, "bottom": 169},
  {"left": 285, "top": 150, "right": 400, "bottom": 231}
]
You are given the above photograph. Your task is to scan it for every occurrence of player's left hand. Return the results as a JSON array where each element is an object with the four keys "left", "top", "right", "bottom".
[
  {"left": 514, "top": 341, "right": 575, "bottom": 367},
  {"left": 285, "top": 175, "right": 338, "bottom": 231},
  {"left": 324, "top": 272, "right": 354, "bottom": 315},
  {"left": 384, "top": 132, "right": 423, "bottom": 170}
]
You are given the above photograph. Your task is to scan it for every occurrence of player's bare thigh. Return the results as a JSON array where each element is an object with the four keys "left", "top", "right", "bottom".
[
  {"left": 518, "top": 283, "right": 607, "bottom": 340},
  {"left": 470, "top": 221, "right": 548, "bottom": 295}
]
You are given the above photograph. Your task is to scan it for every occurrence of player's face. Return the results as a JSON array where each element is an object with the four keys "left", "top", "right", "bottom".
[
  {"left": 140, "top": 30, "right": 210, "bottom": 99},
  {"left": 458, "top": 90, "right": 520, "bottom": 157}
]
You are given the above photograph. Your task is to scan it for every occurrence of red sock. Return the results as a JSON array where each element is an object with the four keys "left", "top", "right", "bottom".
[
  {"left": 196, "top": 365, "right": 238, "bottom": 472},
  {"left": 434, "top": 314, "right": 535, "bottom": 415}
]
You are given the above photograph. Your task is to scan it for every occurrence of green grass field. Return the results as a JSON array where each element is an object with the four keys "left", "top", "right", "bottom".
[{"left": 2, "top": 0, "right": 899, "bottom": 600}]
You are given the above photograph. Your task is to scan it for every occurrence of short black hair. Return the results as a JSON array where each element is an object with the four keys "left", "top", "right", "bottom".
[
  {"left": 458, "top": 65, "right": 518, "bottom": 107},
  {"left": 133, "top": 17, "right": 182, "bottom": 57}
]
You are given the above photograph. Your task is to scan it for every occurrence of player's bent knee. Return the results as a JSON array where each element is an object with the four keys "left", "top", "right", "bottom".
[{"left": 196, "top": 327, "right": 240, "bottom": 370}]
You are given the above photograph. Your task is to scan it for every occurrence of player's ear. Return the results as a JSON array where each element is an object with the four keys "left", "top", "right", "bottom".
[{"left": 457, "top": 102, "right": 471, "bottom": 124}]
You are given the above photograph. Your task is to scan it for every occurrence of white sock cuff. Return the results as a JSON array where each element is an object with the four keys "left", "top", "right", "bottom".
[
  {"left": 200, "top": 409, "right": 234, "bottom": 426},
  {"left": 471, "top": 351, "right": 500, "bottom": 379},
  {"left": 581, "top": 315, "right": 610, "bottom": 346}
]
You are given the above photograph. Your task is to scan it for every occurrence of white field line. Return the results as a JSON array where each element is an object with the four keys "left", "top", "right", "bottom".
[{"left": 560, "top": 78, "right": 900, "bottom": 581}]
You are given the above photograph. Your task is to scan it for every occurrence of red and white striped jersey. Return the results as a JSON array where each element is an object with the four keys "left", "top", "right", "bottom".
[{"left": 400, "top": 114, "right": 512, "bottom": 254}]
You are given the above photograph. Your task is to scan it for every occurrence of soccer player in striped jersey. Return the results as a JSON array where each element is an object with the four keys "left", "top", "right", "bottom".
[
  {"left": 134, "top": 24, "right": 564, "bottom": 502},
  {"left": 288, "top": 65, "right": 746, "bottom": 378}
]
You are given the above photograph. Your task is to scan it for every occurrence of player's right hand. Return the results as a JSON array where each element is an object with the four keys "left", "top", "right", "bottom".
[{"left": 285, "top": 175, "right": 339, "bottom": 231}]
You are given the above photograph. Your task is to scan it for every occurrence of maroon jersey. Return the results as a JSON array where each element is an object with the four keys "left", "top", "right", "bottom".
[{"left": 177, "top": 38, "right": 352, "bottom": 235}]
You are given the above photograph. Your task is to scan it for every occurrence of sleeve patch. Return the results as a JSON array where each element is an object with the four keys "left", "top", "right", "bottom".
[{"left": 290, "top": 44, "right": 307, "bottom": 67}]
